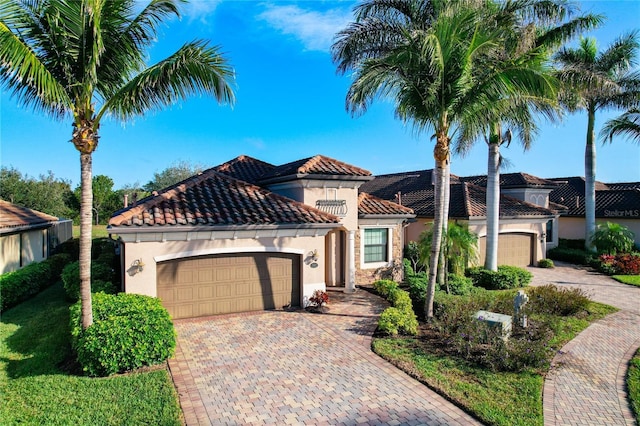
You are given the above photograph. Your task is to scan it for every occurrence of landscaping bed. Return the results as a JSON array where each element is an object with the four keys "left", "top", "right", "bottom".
[
  {"left": 0, "top": 282, "right": 182, "bottom": 425},
  {"left": 372, "top": 288, "right": 617, "bottom": 426}
]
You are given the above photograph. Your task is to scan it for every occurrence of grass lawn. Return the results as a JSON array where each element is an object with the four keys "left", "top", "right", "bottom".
[
  {"left": 613, "top": 275, "right": 640, "bottom": 287},
  {"left": 629, "top": 348, "right": 640, "bottom": 423},
  {"left": 373, "top": 298, "right": 617, "bottom": 426},
  {"left": 72, "top": 225, "right": 109, "bottom": 239},
  {"left": 0, "top": 282, "right": 183, "bottom": 425}
]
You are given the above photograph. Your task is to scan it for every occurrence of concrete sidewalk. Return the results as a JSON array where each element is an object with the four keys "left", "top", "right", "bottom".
[{"left": 529, "top": 262, "right": 640, "bottom": 426}]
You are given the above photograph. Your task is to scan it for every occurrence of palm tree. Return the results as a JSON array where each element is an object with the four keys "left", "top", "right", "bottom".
[
  {"left": 333, "top": 0, "right": 524, "bottom": 318},
  {"left": 0, "top": 0, "right": 235, "bottom": 329},
  {"left": 456, "top": 0, "right": 601, "bottom": 271},
  {"left": 601, "top": 107, "right": 640, "bottom": 144},
  {"left": 555, "top": 32, "right": 640, "bottom": 251}
]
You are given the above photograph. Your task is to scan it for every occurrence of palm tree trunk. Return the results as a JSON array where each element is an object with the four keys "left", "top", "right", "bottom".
[
  {"left": 425, "top": 130, "right": 449, "bottom": 319},
  {"left": 437, "top": 162, "right": 450, "bottom": 287},
  {"left": 485, "top": 141, "right": 500, "bottom": 271},
  {"left": 79, "top": 152, "right": 94, "bottom": 329},
  {"left": 584, "top": 104, "right": 597, "bottom": 252}
]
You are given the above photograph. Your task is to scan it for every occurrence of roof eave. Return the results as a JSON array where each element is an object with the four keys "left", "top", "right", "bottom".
[
  {"left": 259, "top": 174, "right": 374, "bottom": 185},
  {"left": 107, "top": 223, "right": 341, "bottom": 234}
]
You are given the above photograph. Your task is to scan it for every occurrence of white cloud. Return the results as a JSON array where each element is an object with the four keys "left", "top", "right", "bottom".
[
  {"left": 182, "top": 0, "right": 223, "bottom": 24},
  {"left": 244, "top": 137, "right": 266, "bottom": 150},
  {"left": 257, "top": 4, "right": 352, "bottom": 52}
]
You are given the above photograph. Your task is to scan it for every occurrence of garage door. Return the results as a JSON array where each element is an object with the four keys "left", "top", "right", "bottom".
[
  {"left": 157, "top": 253, "right": 300, "bottom": 319},
  {"left": 478, "top": 233, "right": 533, "bottom": 267}
]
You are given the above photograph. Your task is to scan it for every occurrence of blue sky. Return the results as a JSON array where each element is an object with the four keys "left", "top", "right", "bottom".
[{"left": 1, "top": 0, "right": 639, "bottom": 190}]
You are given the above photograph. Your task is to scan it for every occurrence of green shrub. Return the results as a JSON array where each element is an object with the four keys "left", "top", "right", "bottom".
[
  {"left": 403, "top": 258, "right": 414, "bottom": 278},
  {"left": 547, "top": 247, "right": 594, "bottom": 265},
  {"left": 558, "top": 238, "right": 586, "bottom": 250},
  {"left": 591, "top": 221, "right": 635, "bottom": 254},
  {"left": 526, "top": 285, "right": 590, "bottom": 316},
  {"left": 538, "top": 258, "right": 554, "bottom": 268},
  {"left": 70, "top": 292, "right": 176, "bottom": 377},
  {"left": 388, "top": 288, "right": 413, "bottom": 311},
  {"left": 55, "top": 238, "right": 80, "bottom": 260},
  {"left": 0, "top": 253, "right": 72, "bottom": 312},
  {"left": 373, "top": 279, "right": 399, "bottom": 299},
  {"left": 62, "top": 260, "right": 117, "bottom": 300},
  {"left": 445, "top": 274, "right": 474, "bottom": 295},
  {"left": 465, "top": 266, "right": 531, "bottom": 290},
  {"left": 378, "top": 307, "right": 418, "bottom": 336}
]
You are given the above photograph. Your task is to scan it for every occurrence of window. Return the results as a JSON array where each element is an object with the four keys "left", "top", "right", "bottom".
[
  {"left": 546, "top": 220, "right": 553, "bottom": 243},
  {"left": 364, "top": 228, "right": 388, "bottom": 263}
]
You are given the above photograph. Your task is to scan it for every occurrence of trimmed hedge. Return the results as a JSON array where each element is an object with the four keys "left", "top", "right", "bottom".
[
  {"left": 547, "top": 247, "right": 595, "bottom": 266},
  {"left": 70, "top": 292, "right": 176, "bottom": 377},
  {"left": 465, "top": 265, "right": 532, "bottom": 290},
  {"left": 62, "top": 260, "right": 117, "bottom": 300},
  {"left": 0, "top": 253, "right": 71, "bottom": 312},
  {"left": 373, "top": 280, "right": 418, "bottom": 336},
  {"left": 538, "top": 258, "right": 555, "bottom": 268}
]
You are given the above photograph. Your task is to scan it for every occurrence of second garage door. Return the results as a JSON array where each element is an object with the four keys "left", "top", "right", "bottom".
[
  {"left": 478, "top": 233, "right": 534, "bottom": 267},
  {"left": 157, "top": 253, "right": 300, "bottom": 319}
]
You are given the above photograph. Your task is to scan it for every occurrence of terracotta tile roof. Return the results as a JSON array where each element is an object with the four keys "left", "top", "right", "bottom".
[
  {"left": 109, "top": 170, "right": 339, "bottom": 228},
  {"left": 259, "top": 155, "right": 372, "bottom": 182},
  {"left": 463, "top": 172, "right": 560, "bottom": 188},
  {"left": 0, "top": 200, "right": 58, "bottom": 232},
  {"left": 213, "top": 155, "right": 276, "bottom": 184},
  {"left": 548, "top": 177, "right": 640, "bottom": 217},
  {"left": 358, "top": 192, "right": 415, "bottom": 217},
  {"left": 361, "top": 170, "right": 554, "bottom": 219}
]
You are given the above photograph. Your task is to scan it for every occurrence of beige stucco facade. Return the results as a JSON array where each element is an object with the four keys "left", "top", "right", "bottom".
[
  {"left": 403, "top": 216, "right": 551, "bottom": 267},
  {"left": 558, "top": 217, "right": 640, "bottom": 247},
  {"left": 0, "top": 229, "right": 48, "bottom": 274},
  {"left": 115, "top": 226, "right": 336, "bottom": 307}
]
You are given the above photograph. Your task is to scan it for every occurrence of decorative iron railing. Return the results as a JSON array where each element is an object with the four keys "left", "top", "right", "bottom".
[{"left": 315, "top": 199, "right": 348, "bottom": 217}]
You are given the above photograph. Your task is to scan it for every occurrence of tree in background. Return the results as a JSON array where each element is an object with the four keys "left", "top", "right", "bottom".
[
  {"left": 1, "top": 0, "right": 235, "bottom": 329},
  {"left": 555, "top": 32, "right": 640, "bottom": 252},
  {"left": 143, "top": 160, "right": 206, "bottom": 192},
  {"left": 0, "top": 166, "right": 75, "bottom": 218}
]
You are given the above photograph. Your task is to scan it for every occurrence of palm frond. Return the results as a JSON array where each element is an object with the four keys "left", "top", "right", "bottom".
[
  {"left": 101, "top": 40, "right": 235, "bottom": 121},
  {"left": 600, "top": 108, "right": 640, "bottom": 144},
  {"left": 0, "top": 0, "right": 71, "bottom": 118}
]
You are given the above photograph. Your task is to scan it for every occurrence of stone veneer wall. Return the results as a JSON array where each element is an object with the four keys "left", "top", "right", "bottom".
[{"left": 355, "top": 224, "right": 405, "bottom": 286}]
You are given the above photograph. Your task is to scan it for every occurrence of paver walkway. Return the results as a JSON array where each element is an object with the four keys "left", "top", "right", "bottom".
[
  {"left": 529, "top": 262, "right": 640, "bottom": 426},
  {"left": 168, "top": 289, "right": 481, "bottom": 425}
]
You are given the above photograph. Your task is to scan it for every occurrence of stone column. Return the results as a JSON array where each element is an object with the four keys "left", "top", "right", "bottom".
[{"left": 345, "top": 230, "right": 356, "bottom": 293}]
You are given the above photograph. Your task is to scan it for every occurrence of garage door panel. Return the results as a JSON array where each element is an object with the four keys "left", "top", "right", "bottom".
[
  {"left": 158, "top": 253, "right": 300, "bottom": 319},
  {"left": 478, "top": 233, "right": 533, "bottom": 267}
]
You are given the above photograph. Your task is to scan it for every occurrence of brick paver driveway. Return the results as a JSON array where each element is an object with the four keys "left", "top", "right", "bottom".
[
  {"left": 168, "top": 290, "right": 481, "bottom": 425},
  {"left": 529, "top": 262, "right": 640, "bottom": 426}
]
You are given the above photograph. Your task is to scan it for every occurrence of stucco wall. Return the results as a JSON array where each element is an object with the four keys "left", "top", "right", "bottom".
[
  {"left": 404, "top": 218, "right": 547, "bottom": 267},
  {"left": 0, "top": 229, "right": 47, "bottom": 274},
  {"left": 559, "top": 217, "right": 640, "bottom": 247},
  {"left": 119, "top": 233, "right": 327, "bottom": 306},
  {"left": 0, "top": 234, "right": 21, "bottom": 274}
]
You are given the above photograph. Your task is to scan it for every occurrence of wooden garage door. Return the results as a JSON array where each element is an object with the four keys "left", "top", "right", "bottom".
[
  {"left": 157, "top": 253, "right": 300, "bottom": 319},
  {"left": 478, "top": 233, "right": 533, "bottom": 267}
]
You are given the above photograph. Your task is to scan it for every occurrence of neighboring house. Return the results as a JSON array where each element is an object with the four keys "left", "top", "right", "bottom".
[
  {"left": 0, "top": 200, "right": 73, "bottom": 274},
  {"left": 360, "top": 170, "right": 560, "bottom": 268},
  {"left": 548, "top": 177, "right": 640, "bottom": 246},
  {"left": 108, "top": 155, "right": 414, "bottom": 320}
]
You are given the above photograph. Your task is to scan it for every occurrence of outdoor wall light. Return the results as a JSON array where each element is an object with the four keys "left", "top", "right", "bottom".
[
  {"left": 311, "top": 249, "right": 319, "bottom": 262},
  {"left": 132, "top": 258, "right": 145, "bottom": 273}
]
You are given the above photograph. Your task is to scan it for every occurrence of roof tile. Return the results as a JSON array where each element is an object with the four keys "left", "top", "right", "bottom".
[
  {"left": 260, "top": 155, "right": 372, "bottom": 181},
  {"left": 358, "top": 192, "right": 415, "bottom": 216},
  {"left": 0, "top": 200, "right": 58, "bottom": 230},
  {"left": 109, "top": 170, "right": 339, "bottom": 227}
]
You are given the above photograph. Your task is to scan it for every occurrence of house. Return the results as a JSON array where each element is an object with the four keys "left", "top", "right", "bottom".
[
  {"left": 108, "top": 155, "right": 414, "bottom": 319},
  {"left": 0, "top": 200, "right": 73, "bottom": 274},
  {"left": 360, "top": 170, "right": 561, "bottom": 268},
  {"left": 548, "top": 177, "right": 640, "bottom": 246}
]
